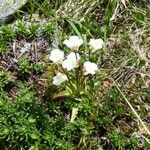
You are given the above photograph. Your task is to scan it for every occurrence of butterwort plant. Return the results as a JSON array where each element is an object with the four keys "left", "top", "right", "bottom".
[
  {"left": 49, "top": 35, "right": 104, "bottom": 121},
  {"left": 49, "top": 35, "right": 104, "bottom": 95}
]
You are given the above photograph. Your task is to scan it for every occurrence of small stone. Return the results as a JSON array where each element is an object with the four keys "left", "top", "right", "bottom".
[{"left": 0, "top": 0, "right": 27, "bottom": 22}]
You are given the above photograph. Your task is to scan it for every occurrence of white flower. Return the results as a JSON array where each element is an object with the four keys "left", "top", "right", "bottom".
[
  {"left": 62, "top": 52, "right": 80, "bottom": 71},
  {"left": 63, "top": 36, "right": 83, "bottom": 49},
  {"left": 89, "top": 38, "right": 104, "bottom": 52},
  {"left": 52, "top": 72, "right": 68, "bottom": 86},
  {"left": 83, "top": 61, "right": 98, "bottom": 75},
  {"left": 67, "top": 52, "right": 80, "bottom": 60},
  {"left": 49, "top": 49, "right": 64, "bottom": 64}
]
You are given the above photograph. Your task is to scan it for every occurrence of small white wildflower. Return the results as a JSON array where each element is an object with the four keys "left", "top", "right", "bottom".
[
  {"left": 63, "top": 36, "right": 83, "bottom": 50},
  {"left": 83, "top": 61, "right": 98, "bottom": 75},
  {"left": 52, "top": 72, "right": 68, "bottom": 86},
  {"left": 62, "top": 52, "right": 80, "bottom": 71},
  {"left": 89, "top": 38, "right": 104, "bottom": 52},
  {"left": 62, "top": 59, "right": 74, "bottom": 71},
  {"left": 49, "top": 49, "right": 64, "bottom": 64},
  {"left": 67, "top": 52, "right": 80, "bottom": 60}
]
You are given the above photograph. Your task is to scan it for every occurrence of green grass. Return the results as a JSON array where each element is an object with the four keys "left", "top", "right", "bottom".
[{"left": 0, "top": 0, "right": 150, "bottom": 149}]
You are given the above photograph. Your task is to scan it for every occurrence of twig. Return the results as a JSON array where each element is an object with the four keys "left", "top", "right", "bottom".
[{"left": 111, "top": 78, "right": 150, "bottom": 137}]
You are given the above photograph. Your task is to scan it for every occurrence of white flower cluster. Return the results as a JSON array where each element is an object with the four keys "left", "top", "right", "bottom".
[{"left": 49, "top": 36, "right": 104, "bottom": 86}]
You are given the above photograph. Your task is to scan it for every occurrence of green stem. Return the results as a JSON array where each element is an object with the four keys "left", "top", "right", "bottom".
[
  {"left": 75, "top": 52, "right": 81, "bottom": 97},
  {"left": 88, "top": 48, "right": 91, "bottom": 61},
  {"left": 75, "top": 68, "right": 80, "bottom": 97},
  {"left": 60, "top": 66, "right": 76, "bottom": 95}
]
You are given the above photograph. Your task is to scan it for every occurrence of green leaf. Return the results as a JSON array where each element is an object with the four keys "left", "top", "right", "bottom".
[
  {"left": 28, "top": 117, "right": 36, "bottom": 123},
  {"left": 29, "top": 143, "right": 39, "bottom": 150},
  {"left": 133, "top": 11, "right": 145, "bottom": 21},
  {"left": 146, "top": 10, "right": 150, "bottom": 19},
  {"left": 67, "top": 19, "right": 82, "bottom": 38},
  {"left": 30, "top": 132, "right": 39, "bottom": 140}
]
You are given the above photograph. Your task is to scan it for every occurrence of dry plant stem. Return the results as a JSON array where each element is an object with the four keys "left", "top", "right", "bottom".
[
  {"left": 111, "top": 78, "right": 150, "bottom": 138},
  {"left": 34, "top": 40, "right": 37, "bottom": 63},
  {"left": 56, "top": 0, "right": 99, "bottom": 21},
  {"left": 6, "top": 50, "right": 24, "bottom": 71}
]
